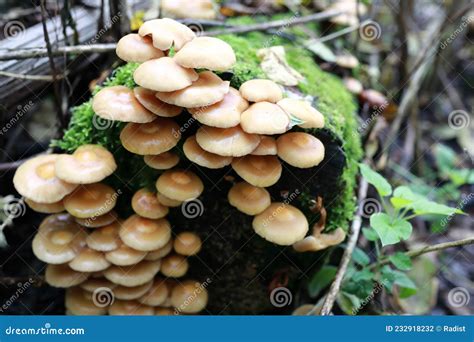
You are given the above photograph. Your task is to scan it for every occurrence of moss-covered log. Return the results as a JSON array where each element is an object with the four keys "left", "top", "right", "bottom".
[{"left": 53, "top": 30, "right": 361, "bottom": 314}]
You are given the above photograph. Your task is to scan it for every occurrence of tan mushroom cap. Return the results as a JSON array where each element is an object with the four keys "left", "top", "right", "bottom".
[
  {"left": 144, "top": 152, "right": 180, "bottom": 170},
  {"left": 155, "top": 307, "right": 176, "bottom": 315},
  {"left": 133, "top": 87, "right": 182, "bottom": 118},
  {"left": 183, "top": 136, "right": 233, "bottom": 169},
  {"left": 251, "top": 136, "right": 277, "bottom": 155},
  {"left": 138, "top": 18, "right": 196, "bottom": 51},
  {"left": 240, "top": 102, "right": 290, "bottom": 135},
  {"left": 293, "top": 228, "right": 346, "bottom": 252},
  {"left": 239, "top": 79, "right": 283, "bottom": 103},
  {"left": 138, "top": 279, "right": 169, "bottom": 306},
  {"left": 69, "top": 247, "right": 111, "bottom": 272},
  {"left": 335, "top": 54, "right": 359, "bottom": 69},
  {"left": 80, "top": 277, "right": 117, "bottom": 293},
  {"left": 157, "top": 192, "right": 183, "bottom": 207},
  {"left": 116, "top": 33, "right": 165, "bottom": 62},
  {"left": 156, "top": 71, "right": 230, "bottom": 108},
  {"left": 75, "top": 210, "right": 117, "bottom": 228},
  {"left": 253, "top": 203, "right": 309, "bottom": 245},
  {"left": 277, "top": 98, "right": 325, "bottom": 129},
  {"left": 32, "top": 215, "right": 87, "bottom": 264},
  {"left": 86, "top": 221, "right": 120, "bottom": 252},
  {"left": 55, "top": 144, "right": 117, "bottom": 184},
  {"left": 104, "top": 260, "right": 161, "bottom": 287},
  {"left": 196, "top": 125, "right": 260, "bottom": 157},
  {"left": 13, "top": 154, "right": 77, "bottom": 203},
  {"left": 25, "top": 198, "right": 64, "bottom": 214},
  {"left": 120, "top": 118, "right": 181, "bottom": 155},
  {"left": 92, "top": 85, "right": 156, "bottom": 123},
  {"left": 189, "top": 87, "right": 248, "bottom": 128},
  {"left": 174, "top": 37, "right": 236, "bottom": 71},
  {"left": 174, "top": 232, "right": 202, "bottom": 256},
  {"left": 161, "top": 0, "right": 216, "bottom": 20},
  {"left": 63, "top": 183, "right": 117, "bottom": 219},
  {"left": 45, "top": 264, "right": 89, "bottom": 288},
  {"left": 277, "top": 132, "right": 325, "bottom": 168},
  {"left": 114, "top": 281, "right": 153, "bottom": 300},
  {"left": 145, "top": 239, "right": 173, "bottom": 261},
  {"left": 343, "top": 77, "right": 363, "bottom": 95},
  {"left": 109, "top": 300, "right": 154, "bottom": 316},
  {"left": 132, "top": 188, "right": 169, "bottom": 219},
  {"left": 120, "top": 215, "right": 172, "bottom": 252},
  {"left": 156, "top": 170, "right": 204, "bottom": 201},
  {"left": 65, "top": 287, "right": 107, "bottom": 315},
  {"left": 105, "top": 241, "right": 147, "bottom": 266},
  {"left": 171, "top": 280, "right": 208, "bottom": 313},
  {"left": 133, "top": 57, "right": 198, "bottom": 92},
  {"left": 161, "top": 254, "right": 189, "bottom": 278},
  {"left": 231, "top": 155, "right": 282, "bottom": 187},
  {"left": 228, "top": 181, "right": 271, "bottom": 215}
]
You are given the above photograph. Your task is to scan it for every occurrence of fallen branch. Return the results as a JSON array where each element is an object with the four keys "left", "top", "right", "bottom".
[{"left": 0, "top": 70, "right": 66, "bottom": 81}]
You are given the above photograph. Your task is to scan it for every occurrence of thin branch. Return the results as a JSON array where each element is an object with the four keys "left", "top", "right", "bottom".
[{"left": 0, "top": 70, "right": 66, "bottom": 81}]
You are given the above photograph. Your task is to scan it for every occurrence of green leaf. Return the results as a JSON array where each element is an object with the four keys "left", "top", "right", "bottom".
[
  {"left": 337, "top": 292, "right": 362, "bottom": 315},
  {"left": 359, "top": 163, "right": 392, "bottom": 196},
  {"left": 362, "top": 227, "right": 379, "bottom": 241},
  {"left": 351, "top": 268, "right": 374, "bottom": 282},
  {"left": 389, "top": 252, "right": 412, "bottom": 271},
  {"left": 304, "top": 40, "right": 336, "bottom": 62},
  {"left": 308, "top": 265, "right": 337, "bottom": 298},
  {"left": 410, "top": 199, "right": 463, "bottom": 216},
  {"left": 381, "top": 266, "right": 417, "bottom": 295},
  {"left": 352, "top": 247, "right": 370, "bottom": 266},
  {"left": 434, "top": 143, "right": 457, "bottom": 173},
  {"left": 399, "top": 287, "right": 418, "bottom": 298},
  {"left": 370, "top": 213, "right": 412, "bottom": 246}
]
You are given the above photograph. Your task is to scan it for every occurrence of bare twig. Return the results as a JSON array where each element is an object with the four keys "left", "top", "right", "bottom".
[{"left": 0, "top": 70, "right": 66, "bottom": 81}]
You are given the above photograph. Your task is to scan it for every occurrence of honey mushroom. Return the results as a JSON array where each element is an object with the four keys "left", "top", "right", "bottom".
[
  {"left": 113, "top": 281, "right": 153, "bottom": 300},
  {"left": 155, "top": 169, "right": 204, "bottom": 202},
  {"left": 231, "top": 155, "right": 282, "bottom": 187},
  {"left": 157, "top": 192, "right": 183, "bottom": 207},
  {"left": 144, "top": 152, "right": 180, "bottom": 170},
  {"left": 239, "top": 79, "right": 283, "bottom": 103},
  {"left": 133, "top": 87, "right": 182, "bottom": 118},
  {"left": 160, "top": 254, "right": 189, "bottom": 278},
  {"left": 80, "top": 277, "right": 117, "bottom": 293},
  {"left": 75, "top": 211, "right": 117, "bottom": 228},
  {"left": 228, "top": 182, "right": 271, "bottom": 215},
  {"left": 103, "top": 260, "right": 161, "bottom": 287},
  {"left": 45, "top": 264, "right": 89, "bottom": 288},
  {"left": 132, "top": 188, "right": 169, "bottom": 219},
  {"left": 276, "top": 98, "right": 325, "bottom": 129},
  {"left": 119, "top": 215, "right": 172, "bottom": 252},
  {"left": 250, "top": 136, "right": 277, "bottom": 156},
  {"left": 86, "top": 221, "right": 121, "bottom": 252},
  {"left": 276, "top": 132, "right": 325, "bottom": 168},
  {"left": 145, "top": 239, "right": 173, "bottom": 261},
  {"left": 109, "top": 300, "right": 154, "bottom": 316},
  {"left": 66, "top": 287, "right": 107, "bottom": 315},
  {"left": 63, "top": 183, "right": 117, "bottom": 219},
  {"left": 174, "top": 232, "right": 202, "bottom": 256},
  {"left": 105, "top": 240, "right": 147, "bottom": 266},
  {"left": 68, "top": 247, "right": 111, "bottom": 272},
  {"left": 240, "top": 102, "right": 290, "bottom": 135},
  {"left": 115, "top": 33, "right": 165, "bottom": 62},
  {"left": 171, "top": 280, "right": 208, "bottom": 314},
  {"left": 138, "top": 18, "right": 196, "bottom": 51},
  {"left": 183, "top": 136, "right": 233, "bottom": 169},
  {"left": 138, "top": 278, "right": 169, "bottom": 306},
  {"left": 24, "top": 198, "right": 64, "bottom": 214}
]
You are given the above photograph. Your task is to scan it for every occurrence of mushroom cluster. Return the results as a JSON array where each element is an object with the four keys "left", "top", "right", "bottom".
[{"left": 13, "top": 17, "right": 343, "bottom": 314}]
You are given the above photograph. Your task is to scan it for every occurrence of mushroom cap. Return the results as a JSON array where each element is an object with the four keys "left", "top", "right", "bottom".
[
  {"left": 161, "top": 254, "right": 189, "bottom": 278},
  {"left": 65, "top": 287, "right": 107, "bottom": 315},
  {"left": 138, "top": 18, "right": 196, "bottom": 51},
  {"left": 155, "top": 307, "right": 176, "bottom": 315},
  {"left": 252, "top": 203, "right": 309, "bottom": 245},
  {"left": 92, "top": 85, "right": 156, "bottom": 123},
  {"left": 80, "top": 277, "right": 117, "bottom": 293},
  {"left": 228, "top": 181, "right": 271, "bottom": 215},
  {"left": 161, "top": 0, "right": 216, "bottom": 20},
  {"left": 145, "top": 239, "right": 173, "bottom": 261},
  {"left": 68, "top": 247, "right": 111, "bottom": 272},
  {"left": 156, "top": 71, "right": 230, "bottom": 108},
  {"left": 277, "top": 98, "right": 324, "bottom": 129},
  {"left": 239, "top": 79, "right": 283, "bottom": 103},
  {"left": 343, "top": 77, "right": 363, "bottom": 95},
  {"left": 188, "top": 87, "right": 248, "bottom": 128},
  {"left": 104, "top": 260, "right": 161, "bottom": 287},
  {"left": 116, "top": 33, "right": 165, "bottom": 62},
  {"left": 174, "top": 37, "right": 236, "bottom": 71},
  {"left": 63, "top": 183, "right": 117, "bottom": 219},
  {"left": 105, "top": 241, "right": 147, "bottom": 266},
  {"left": 108, "top": 300, "right": 154, "bottom": 316},
  {"left": 195, "top": 125, "right": 260, "bottom": 157},
  {"left": 240, "top": 102, "right": 290, "bottom": 135},
  {"left": 173, "top": 232, "right": 202, "bottom": 256},
  {"left": 86, "top": 222, "right": 120, "bottom": 252},
  {"left": 25, "top": 198, "right": 64, "bottom": 214},
  {"left": 13, "top": 154, "right": 77, "bottom": 203},
  {"left": 133, "top": 57, "right": 198, "bottom": 92},
  {"left": 183, "top": 136, "right": 233, "bottom": 169},
  {"left": 120, "top": 118, "right": 181, "bottom": 155},
  {"left": 133, "top": 87, "right": 182, "bottom": 117},
  {"left": 155, "top": 170, "right": 204, "bottom": 201},
  {"left": 293, "top": 228, "right": 346, "bottom": 252},
  {"left": 119, "top": 215, "right": 172, "bottom": 252},
  {"left": 75, "top": 211, "right": 117, "bottom": 228},
  {"left": 157, "top": 192, "right": 183, "bottom": 207},
  {"left": 335, "top": 54, "right": 359, "bottom": 69},
  {"left": 32, "top": 214, "right": 87, "bottom": 264},
  {"left": 231, "top": 155, "right": 282, "bottom": 187},
  {"left": 45, "top": 264, "right": 89, "bottom": 288},
  {"left": 114, "top": 281, "right": 153, "bottom": 300},
  {"left": 138, "top": 278, "right": 169, "bottom": 306},
  {"left": 277, "top": 132, "right": 325, "bottom": 168},
  {"left": 250, "top": 136, "right": 277, "bottom": 155},
  {"left": 55, "top": 144, "right": 117, "bottom": 184},
  {"left": 171, "top": 280, "right": 208, "bottom": 313},
  {"left": 144, "top": 152, "right": 180, "bottom": 170},
  {"left": 132, "top": 188, "right": 169, "bottom": 219}
]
